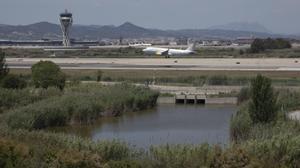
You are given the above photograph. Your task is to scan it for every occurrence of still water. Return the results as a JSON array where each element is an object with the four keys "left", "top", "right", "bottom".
[{"left": 54, "top": 104, "right": 236, "bottom": 148}]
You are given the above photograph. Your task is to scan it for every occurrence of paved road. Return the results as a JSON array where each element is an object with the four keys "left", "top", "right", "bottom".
[{"left": 6, "top": 58, "right": 300, "bottom": 71}]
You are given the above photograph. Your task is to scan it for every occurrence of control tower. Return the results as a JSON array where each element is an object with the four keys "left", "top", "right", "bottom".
[{"left": 59, "top": 10, "right": 73, "bottom": 47}]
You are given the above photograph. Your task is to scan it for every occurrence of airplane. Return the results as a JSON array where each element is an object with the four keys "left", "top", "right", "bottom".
[
  {"left": 129, "top": 42, "right": 152, "bottom": 47},
  {"left": 142, "top": 43, "right": 196, "bottom": 57}
]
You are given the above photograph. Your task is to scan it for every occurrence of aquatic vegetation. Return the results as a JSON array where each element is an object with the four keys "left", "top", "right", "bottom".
[
  {"left": 0, "top": 87, "right": 62, "bottom": 113},
  {"left": 6, "top": 84, "right": 159, "bottom": 129}
]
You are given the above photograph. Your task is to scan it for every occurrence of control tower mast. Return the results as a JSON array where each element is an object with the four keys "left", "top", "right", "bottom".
[{"left": 59, "top": 10, "right": 73, "bottom": 47}]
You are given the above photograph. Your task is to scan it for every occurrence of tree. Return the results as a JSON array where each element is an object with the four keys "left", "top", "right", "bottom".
[
  {"left": 0, "top": 49, "right": 9, "bottom": 81},
  {"left": 1, "top": 74, "right": 27, "bottom": 89},
  {"left": 249, "top": 75, "right": 277, "bottom": 123},
  {"left": 239, "top": 49, "right": 245, "bottom": 55},
  {"left": 31, "top": 61, "right": 66, "bottom": 90},
  {"left": 250, "top": 38, "right": 291, "bottom": 53},
  {"left": 250, "top": 39, "right": 265, "bottom": 53}
]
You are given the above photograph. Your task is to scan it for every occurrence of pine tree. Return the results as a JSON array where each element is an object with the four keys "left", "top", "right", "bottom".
[{"left": 249, "top": 75, "right": 278, "bottom": 123}]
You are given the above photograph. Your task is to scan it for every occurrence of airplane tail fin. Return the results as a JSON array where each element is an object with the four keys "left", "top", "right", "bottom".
[{"left": 187, "top": 42, "right": 196, "bottom": 51}]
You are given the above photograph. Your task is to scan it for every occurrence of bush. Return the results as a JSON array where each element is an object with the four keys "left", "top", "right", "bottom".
[
  {"left": 249, "top": 75, "right": 278, "bottom": 123},
  {"left": 0, "top": 138, "right": 30, "bottom": 168},
  {"left": 1, "top": 74, "right": 27, "bottom": 89},
  {"left": 239, "top": 49, "right": 245, "bottom": 55},
  {"left": 230, "top": 105, "right": 252, "bottom": 142},
  {"left": 7, "top": 95, "right": 101, "bottom": 129},
  {"left": 53, "top": 149, "right": 103, "bottom": 168},
  {"left": 243, "top": 135, "right": 300, "bottom": 167},
  {"left": 0, "top": 127, "right": 135, "bottom": 165},
  {"left": 96, "top": 70, "right": 103, "bottom": 82},
  {"left": 0, "top": 49, "right": 9, "bottom": 81},
  {"left": 0, "top": 87, "right": 62, "bottom": 113},
  {"left": 250, "top": 38, "right": 292, "bottom": 53},
  {"left": 95, "top": 140, "right": 131, "bottom": 161},
  {"left": 237, "top": 87, "right": 250, "bottom": 104},
  {"left": 149, "top": 144, "right": 214, "bottom": 168},
  {"left": 277, "top": 89, "right": 300, "bottom": 111},
  {"left": 31, "top": 61, "right": 66, "bottom": 90},
  {"left": 210, "top": 146, "right": 250, "bottom": 168},
  {"left": 106, "top": 160, "right": 143, "bottom": 168},
  {"left": 250, "top": 39, "right": 265, "bottom": 53},
  {"left": 207, "top": 75, "right": 228, "bottom": 85}
]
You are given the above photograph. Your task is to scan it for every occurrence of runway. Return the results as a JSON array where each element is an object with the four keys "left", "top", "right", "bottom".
[{"left": 6, "top": 58, "right": 300, "bottom": 71}]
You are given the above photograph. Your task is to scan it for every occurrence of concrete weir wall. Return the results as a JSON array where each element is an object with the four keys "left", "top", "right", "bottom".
[
  {"left": 157, "top": 97, "right": 176, "bottom": 104},
  {"left": 206, "top": 97, "right": 238, "bottom": 105},
  {"left": 157, "top": 96, "right": 237, "bottom": 105}
]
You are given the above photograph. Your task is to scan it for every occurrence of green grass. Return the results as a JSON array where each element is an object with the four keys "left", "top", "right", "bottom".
[
  {"left": 10, "top": 68, "right": 300, "bottom": 87},
  {"left": 4, "top": 47, "right": 300, "bottom": 58},
  {"left": 6, "top": 84, "right": 159, "bottom": 130},
  {"left": 1, "top": 127, "right": 299, "bottom": 167},
  {"left": 0, "top": 87, "right": 62, "bottom": 113}
]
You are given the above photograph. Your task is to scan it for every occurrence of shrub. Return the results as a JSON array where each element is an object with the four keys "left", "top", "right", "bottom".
[
  {"left": 239, "top": 49, "right": 245, "bottom": 55},
  {"left": 237, "top": 87, "right": 250, "bottom": 104},
  {"left": 230, "top": 105, "right": 252, "bottom": 142},
  {"left": 250, "top": 38, "right": 292, "bottom": 53},
  {"left": 1, "top": 74, "right": 27, "bottom": 89},
  {"left": 149, "top": 144, "right": 214, "bottom": 168},
  {"left": 106, "top": 160, "right": 143, "bottom": 168},
  {"left": 0, "top": 138, "right": 30, "bottom": 168},
  {"left": 31, "top": 61, "right": 66, "bottom": 90},
  {"left": 96, "top": 70, "right": 103, "bottom": 82},
  {"left": 250, "top": 39, "right": 265, "bottom": 53},
  {"left": 249, "top": 75, "right": 278, "bottom": 123},
  {"left": 210, "top": 146, "right": 250, "bottom": 168},
  {"left": 6, "top": 94, "right": 103, "bottom": 129},
  {"left": 95, "top": 140, "right": 131, "bottom": 161},
  {"left": 243, "top": 135, "right": 300, "bottom": 167},
  {"left": 277, "top": 89, "right": 300, "bottom": 111},
  {"left": 207, "top": 75, "right": 228, "bottom": 85},
  {"left": 0, "top": 87, "right": 62, "bottom": 113},
  {"left": 54, "top": 149, "right": 103, "bottom": 168},
  {"left": 0, "top": 49, "right": 9, "bottom": 81}
]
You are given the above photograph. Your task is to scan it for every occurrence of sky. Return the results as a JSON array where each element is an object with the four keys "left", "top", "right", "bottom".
[{"left": 0, "top": 0, "right": 300, "bottom": 34}]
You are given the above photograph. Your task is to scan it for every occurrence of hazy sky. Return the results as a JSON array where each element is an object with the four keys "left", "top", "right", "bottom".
[{"left": 1, "top": 0, "right": 300, "bottom": 34}]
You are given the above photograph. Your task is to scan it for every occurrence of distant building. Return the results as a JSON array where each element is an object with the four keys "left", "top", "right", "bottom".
[
  {"left": 212, "top": 41, "right": 221, "bottom": 46},
  {"left": 176, "top": 37, "right": 188, "bottom": 45},
  {"left": 169, "top": 42, "right": 177, "bottom": 46},
  {"left": 235, "top": 36, "right": 255, "bottom": 45},
  {"left": 0, "top": 39, "right": 99, "bottom": 46}
]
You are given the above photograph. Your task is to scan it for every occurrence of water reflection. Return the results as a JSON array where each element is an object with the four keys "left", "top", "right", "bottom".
[{"left": 51, "top": 104, "right": 236, "bottom": 148}]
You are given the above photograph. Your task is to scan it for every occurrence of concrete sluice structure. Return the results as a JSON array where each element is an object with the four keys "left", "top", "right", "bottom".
[
  {"left": 157, "top": 95, "right": 237, "bottom": 105},
  {"left": 175, "top": 94, "right": 207, "bottom": 105}
]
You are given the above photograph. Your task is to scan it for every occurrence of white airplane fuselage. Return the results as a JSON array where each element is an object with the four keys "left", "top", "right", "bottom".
[
  {"left": 129, "top": 43, "right": 152, "bottom": 47},
  {"left": 143, "top": 45, "right": 195, "bottom": 56}
]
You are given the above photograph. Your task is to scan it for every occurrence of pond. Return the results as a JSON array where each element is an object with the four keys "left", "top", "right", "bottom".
[{"left": 52, "top": 104, "right": 236, "bottom": 148}]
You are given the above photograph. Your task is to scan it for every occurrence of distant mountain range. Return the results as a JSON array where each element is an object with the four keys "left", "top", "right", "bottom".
[
  {"left": 0, "top": 21, "right": 298, "bottom": 40},
  {"left": 208, "top": 22, "right": 272, "bottom": 33}
]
